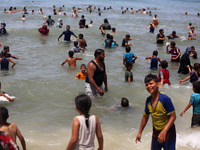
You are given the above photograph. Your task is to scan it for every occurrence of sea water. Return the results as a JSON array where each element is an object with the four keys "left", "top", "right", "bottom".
[{"left": 0, "top": 0, "right": 200, "bottom": 149}]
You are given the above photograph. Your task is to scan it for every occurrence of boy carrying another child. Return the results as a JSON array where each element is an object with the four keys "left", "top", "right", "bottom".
[{"left": 135, "top": 74, "right": 176, "bottom": 150}]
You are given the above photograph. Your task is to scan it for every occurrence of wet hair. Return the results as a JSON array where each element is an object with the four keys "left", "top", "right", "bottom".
[
  {"left": 75, "top": 94, "right": 91, "bottom": 128},
  {"left": 94, "top": 49, "right": 104, "bottom": 58},
  {"left": 74, "top": 41, "right": 78, "bottom": 46},
  {"left": 126, "top": 34, "right": 130, "bottom": 38},
  {"left": 80, "top": 64, "right": 86, "bottom": 68},
  {"left": 22, "top": 15, "right": 25, "bottom": 18},
  {"left": 3, "top": 46, "right": 9, "bottom": 50},
  {"left": 48, "top": 15, "right": 51, "bottom": 19},
  {"left": 159, "top": 29, "right": 164, "bottom": 33},
  {"left": 144, "top": 74, "right": 159, "bottom": 83},
  {"left": 153, "top": 50, "right": 158, "bottom": 56},
  {"left": 0, "top": 106, "right": 8, "bottom": 122},
  {"left": 189, "top": 23, "right": 192, "bottom": 26},
  {"left": 66, "top": 25, "right": 70, "bottom": 28},
  {"left": 81, "top": 15, "right": 84, "bottom": 18},
  {"left": 191, "top": 46, "right": 195, "bottom": 49},
  {"left": 110, "top": 35, "right": 113, "bottom": 40},
  {"left": 112, "top": 28, "right": 116, "bottom": 32},
  {"left": 191, "top": 27, "right": 194, "bottom": 30},
  {"left": 32, "top": 10, "right": 34, "bottom": 12},
  {"left": 104, "top": 18, "right": 108, "bottom": 23},
  {"left": 125, "top": 61, "right": 133, "bottom": 68},
  {"left": 79, "top": 33, "right": 83, "bottom": 39},
  {"left": 193, "top": 81, "right": 200, "bottom": 93},
  {"left": 172, "top": 31, "right": 176, "bottom": 35},
  {"left": 125, "top": 46, "right": 131, "bottom": 52},
  {"left": 1, "top": 50, "right": 7, "bottom": 57},
  {"left": 170, "top": 41, "right": 176, "bottom": 46},
  {"left": 90, "top": 20, "right": 93, "bottom": 24},
  {"left": 161, "top": 60, "right": 168, "bottom": 69},
  {"left": 68, "top": 51, "right": 74, "bottom": 57},
  {"left": 99, "top": 13, "right": 101, "bottom": 16},
  {"left": 106, "top": 34, "right": 111, "bottom": 39},
  {"left": 121, "top": 97, "right": 129, "bottom": 107},
  {"left": 194, "top": 63, "right": 200, "bottom": 71}
]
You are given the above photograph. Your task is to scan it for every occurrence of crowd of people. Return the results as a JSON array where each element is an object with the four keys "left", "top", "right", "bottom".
[{"left": 0, "top": 3, "right": 199, "bottom": 150}]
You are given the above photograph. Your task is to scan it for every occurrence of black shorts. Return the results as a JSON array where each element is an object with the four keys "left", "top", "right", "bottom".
[{"left": 191, "top": 114, "right": 200, "bottom": 127}]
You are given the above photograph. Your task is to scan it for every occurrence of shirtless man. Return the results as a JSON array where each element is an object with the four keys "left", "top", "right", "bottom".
[
  {"left": 0, "top": 106, "right": 26, "bottom": 150},
  {"left": 85, "top": 49, "right": 108, "bottom": 98},
  {"left": 61, "top": 51, "right": 82, "bottom": 68},
  {"left": 77, "top": 34, "right": 87, "bottom": 51}
]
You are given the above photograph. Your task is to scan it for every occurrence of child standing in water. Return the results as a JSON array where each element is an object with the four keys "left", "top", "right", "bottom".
[
  {"left": 135, "top": 74, "right": 176, "bottom": 150},
  {"left": 61, "top": 51, "right": 82, "bottom": 68},
  {"left": 125, "top": 61, "right": 133, "bottom": 83},
  {"left": 74, "top": 64, "right": 87, "bottom": 80},
  {"left": 158, "top": 60, "right": 171, "bottom": 87},
  {"left": 180, "top": 81, "right": 200, "bottom": 127},
  {"left": 66, "top": 94, "right": 103, "bottom": 150},
  {"left": 146, "top": 50, "right": 161, "bottom": 70}
]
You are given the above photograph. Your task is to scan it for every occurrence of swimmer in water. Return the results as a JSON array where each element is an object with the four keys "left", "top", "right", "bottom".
[
  {"left": 152, "top": 14, "right": 159, "bottom": 26},
  {"left": 188, "top": 27, "right": 197, "bottom": 40},
  {"left": 146, "top": 23, "right": 155, "bottom": 33},
  {"left": 109, "top": 97, "right": 131, "bottom": 111},
  {"left": 61, "top": 51, "right": 82, "bottom": 68},
  {"left": 39, "top": 8, "right": 44, "bottom": 14},
  {"left": 21, "top": 15, "right": 26, "bottom": 21},
  {"left": 74, "top": 64, "right": 87, "bottom": 80},
  {"left": 166, "top": 31, "right": 180, "bottom": 40},
  {"left": 31, "top": 10, "right": 35, "bottom": 15},
  {"left": 72, "top": 10, "right": 78, "bottom": 18},
  {"left": 0, "top": 83, "right": 14, "bottom": 102}
]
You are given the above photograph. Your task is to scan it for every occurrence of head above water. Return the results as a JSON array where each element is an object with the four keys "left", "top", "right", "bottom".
[
  {"left": 125, "top": 34, "right": 130, "bottom": 39},
  {"left": 74, "top": 41, "right": 78, "bottom": 47},
  {"left": 125, "top": 46, "right": 131, "bottom": 52},
  {"left": 144, "top": 74, "right": 159, "bottom": 84},
  {"left": 170, "top": 41, "right": 176, "bottom": 47},
  {"left": 106, "top": 34, "right": 111, "bottom": 39},
  {"left": 193, "top": 81, "right": 200, "bottom": 93},
  {"left": 80, "top": 64, "right": 86, "bottom": 69},
  {"left": 66, "top": 25, "right": 70, "bottom": 30},
  {"left": 0, "top": 106, "right": 8, "bottom": 122},
  {"left": 104, "top": 18, "right": 109, "bottom": 23},
  {"left": 153, "top": 50, "right": 158, "bottom": 56},
  {"left": 194, "top": 63, "right": 200, "bottom": 71},
  {"left": 48, "top": 15, "right": 51, "bottom": 19},
  {"left": 161, "top": 60, "right": 168, "bottom": 69},
  {"left": 172, "top": 31, "right": 176, "bottom": 35},
  {"left": 79, "top": 33, "right": 83, "bottom": 39},
  {"left": 68, "top": 50, "right": 74, "bottom": 57},
  {"left": 159, "top": 29, "right": 164, "bottom": 34},
  {"left": 94, "top": 49, "right": 104, "bottom": 58},
  {"left": 121, "top": 97, "right": 129, "bottom": 107}
]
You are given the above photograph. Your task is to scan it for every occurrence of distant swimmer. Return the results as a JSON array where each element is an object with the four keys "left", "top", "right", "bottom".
[
  {"left": 125, "top": 61, "right": 133, "bottom": 83},
  {"left": 121, "top": 34, "right": 132, "bottom": 46},
  {"left": 43, "top": 15, "right": 55, "bottom": 26},
  {"left": 56, "top": 19, "right": 63, "bottom": 28},
  {"left": 99, "top": 18, "right": 111, "bottom": 35},
  {"left": 74, "top": 64, "right": 87, "bottom": 80},
  {"left": 180, "top": 81, "right": 200, "bottom": 127},
  {"left": 58, "top": 25, "right": 78, "bottom": 41},
  {"left": 61, "top": 51, "right": 82, "bottom": 68},
  {"left": 72, "top": 10, "right": 78, "bottom": 18},
  {"left": 0, "top": 50, "right": 16, "bottom": 70},
  {"left": 77, "top": 33, "right": 87, "bottom": 51},
  {"left": 0, "top": 83, "right": 14, "bottom": 102},
  {"left": 152, "top": 14, "right": 159, "bottom": 26},
  {"left": 0, "top": 23, "right": 8, "bottom": 36},
  {"left": 21, "top": 15, "right": 26, "bottom": 21},
  {"left": 146, "top": 50, "right": 161, "bottom": 70},
  {"left": 38, "top": 8, "right": 44, "bottom": 14},
  {"left": 188, "top": 27, "right": 197, "bottom": 40},
  {"left": 109, "top": 97, "right": 132, "bottom": 110},
  {"left": 38, "top": 25, "right": 49, "bottom": 35},
  {"left": 156, "top": 29, "right": 165, "bottom": 44},
  {"left": 31, "top": 10, "right": 35, "bottom": 15},
  {"left": 166, "top": 31, "right": 180, "bottom": 40},
  {"left": 179, "top": 63, "right": 200, "bottom": 84},
  {"left": 146, "top": 23, "right": 155, "bottom": 33},
  {"left": 166, "top": 41, "right": 181, "bottom": 62}
]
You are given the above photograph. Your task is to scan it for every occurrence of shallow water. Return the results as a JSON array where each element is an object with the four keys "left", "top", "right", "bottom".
[{"left": 0, "top": 0, "right": 200, "bottom": 149}]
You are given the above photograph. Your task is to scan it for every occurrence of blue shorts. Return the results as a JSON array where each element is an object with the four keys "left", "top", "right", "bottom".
[{"left": 151, "top": 138, "right": 176, "bottom": 150}]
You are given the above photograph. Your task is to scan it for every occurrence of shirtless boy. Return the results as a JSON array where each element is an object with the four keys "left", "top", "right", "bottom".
[
  {"left": 61, "top": 51, "right": 82, "bottom": 68},
  {"left": 0, "top": 106, "right": 26, "bottom": 150}
]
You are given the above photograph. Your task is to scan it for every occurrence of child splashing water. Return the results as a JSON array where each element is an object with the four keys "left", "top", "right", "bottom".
[{"left": 66, "top": 94, "right": 103, "bottom": 150}]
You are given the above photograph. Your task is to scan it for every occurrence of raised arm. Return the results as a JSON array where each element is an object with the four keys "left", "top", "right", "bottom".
[
  {"left": 95, "top": 116, "right": 103, "bottom": 150},
  {"left": 166, "top": 45, "right": 170, "bottom": 54},
  {"left": 135, "top": 114, "right": 149, "bottom": 143},
  {"left": 11, "top": 55, "right": 19, "bottom": 59},
  {"left": 75, "top": 57, "right": 82, "bottom": 60},
  {"left": 146, "top": 56, "right": 152, "bottom": 59}
]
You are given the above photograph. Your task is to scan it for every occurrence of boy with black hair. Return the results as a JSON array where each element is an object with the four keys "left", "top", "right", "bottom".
[
  {"left": 123, "top": 46, "right": 137, "bottom": 66},
  {"left": 166, "top": 41, "right": 181, "bottom": 62},
  {"left": 125, "top": 61, "right": 133, "bottom": 83},
  {"left": 146, "top": 50, "right": 161, "bottom": 70},
  {"left": 72, "top": 41, "right": 83, "bottom": 53},
  {"left": 180, "top": 81, "right": 200, "bottom": 127},
  {"left": 78, "top": 34, "right": 87, "bottom": 51},
  {"left": 121, "top": 34, "right": 132, "bottom": 47},
  {"left": 190, "top": 46, "right": 197, "bottom": 59},
  {"left": 136, "top": 74, "right": 176, "bottom": 150},
  {"left": 61, "top": 51, "right": 82, "bottom": 68},
  {"left": 0, "top": 106, "right": 26, "bottom": 150}
]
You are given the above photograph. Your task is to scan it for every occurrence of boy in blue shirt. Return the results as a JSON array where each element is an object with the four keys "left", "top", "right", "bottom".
[
  {"left": 135, "top": 74, "right": 176, "bottom": 150},
  {"left": 180, "top": 81, "right": 200, "bottom": 127},
  {"left": 123, "top": 46, "right": 137, "bottom": 66}
]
